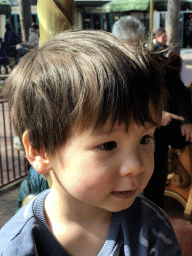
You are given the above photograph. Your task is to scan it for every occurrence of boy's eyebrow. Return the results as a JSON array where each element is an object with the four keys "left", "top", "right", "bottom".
[
  {"left": 144, "top": 123, "right": 158, "bottom": 130},
  {"left": 92, "top": 127, "right": 116, "bottom": 136},
  {"left": 142, "top": 124, "right": 159, "bottom": 134},
  {"left": 92, "top": 123, "right": 158, "bottom": 136}
]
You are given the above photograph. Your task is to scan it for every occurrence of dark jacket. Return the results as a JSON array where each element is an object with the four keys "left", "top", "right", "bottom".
[
  {"left": 158, "top": 59, "right": 192, "bottom": 149},
  {"left": 152, "top": 38, "right": 168, "bottom": 58},
  {"left": 4, "top": 28, "right": 19, "bottom": 57},
  {"left": 0, "top": 42, "right": 8, "bottom": 65}
]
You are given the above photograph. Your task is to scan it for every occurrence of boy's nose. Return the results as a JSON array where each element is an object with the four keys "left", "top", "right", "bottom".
[{"left": 119, "top": 153, "right": 145, "bottom": 177}]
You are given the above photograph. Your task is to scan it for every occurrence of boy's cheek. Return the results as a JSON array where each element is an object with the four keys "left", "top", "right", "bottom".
[{"left": 65, "top": 172, "right": 114, "bottom": 200}]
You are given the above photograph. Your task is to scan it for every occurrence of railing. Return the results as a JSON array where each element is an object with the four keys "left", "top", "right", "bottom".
[{"left": 0, "top": 99, "right": 28, "bottom": 188}]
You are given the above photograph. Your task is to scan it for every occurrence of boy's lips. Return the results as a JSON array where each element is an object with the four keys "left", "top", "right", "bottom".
[{"left": 111, "top": 189, "right": 137, "bottom": 199}]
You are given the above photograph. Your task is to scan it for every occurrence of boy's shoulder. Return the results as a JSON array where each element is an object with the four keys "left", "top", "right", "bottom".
[
  {"left": 134, "top": 193, "right": 167, "bottom": 213},
  {"left": 0, "top": 189, "right": 50, "bottom": 256},
  {"left": 121, "top": 195, "right": 182, "bottom": 255},
  {"left": 126, "top": 194, "right": 173, "bottom": 228}
]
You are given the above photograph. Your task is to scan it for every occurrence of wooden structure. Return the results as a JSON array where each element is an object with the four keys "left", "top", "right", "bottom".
[
  {"left": 165, "top": 145, "right": 192, "bottom": 222},
  {"left": 165, "top": 84, "right": 192, "bottom": 224}
]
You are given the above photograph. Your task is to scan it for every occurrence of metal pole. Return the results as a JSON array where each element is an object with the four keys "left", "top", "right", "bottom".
[
  {"left": 167, "top": 0, "right": 181, "bottom": 55},
  {"left": 149, "top": 0, "right": 154, "bottom": 51},
  {"left": 37, "top": 0, "right": 75, "bottom": 46}
]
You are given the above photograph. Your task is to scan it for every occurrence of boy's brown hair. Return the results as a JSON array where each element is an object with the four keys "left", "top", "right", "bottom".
[
  {"left": 155, "top": 27, "right": 166, "bottom": 38},
  {"left": 4, "top": 30, "right": 167, "bottom": 154}
]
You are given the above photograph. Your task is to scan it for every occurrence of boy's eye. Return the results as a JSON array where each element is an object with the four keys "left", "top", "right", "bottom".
[
  {"left": 98, "top": 141, "right": 117, "bottom": 151},
  {"left": 140, "top": 135, "right": 155, "bottom": 147}
]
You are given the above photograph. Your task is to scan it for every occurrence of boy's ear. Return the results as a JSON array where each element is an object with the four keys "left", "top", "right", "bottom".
[{"left": 22, "top": 131, "right": 51, "bottom": 174}]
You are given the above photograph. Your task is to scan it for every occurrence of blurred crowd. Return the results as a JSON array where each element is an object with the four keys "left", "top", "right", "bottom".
[{"left": 0, "top": 22, "right": 39, "bottom": 75}]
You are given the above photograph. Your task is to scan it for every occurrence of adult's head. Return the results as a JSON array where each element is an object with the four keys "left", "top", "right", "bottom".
[
  {"left": 32, "top": 23, "right": 39, "bottom": 30},
  {"left": 5, "top": 23, "right": 12, "bottom": 30},
  {"left": 155, "top": 28, "right": 167, "bottom": 46},
  {"left": 112, "top": 16, "right": 146, "bottom": 43}
]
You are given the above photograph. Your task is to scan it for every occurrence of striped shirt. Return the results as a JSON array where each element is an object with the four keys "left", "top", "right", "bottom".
[{"left": 0, "top": 189, "right": 182, "bottom": 256}]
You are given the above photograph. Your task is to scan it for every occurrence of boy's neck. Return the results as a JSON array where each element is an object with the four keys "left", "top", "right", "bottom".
[
  {"left": 44, "top": 189, "right": 112, "bottom": 224},
  {"left": 44, "top": 189, "right": 112, "bottom": 256}
]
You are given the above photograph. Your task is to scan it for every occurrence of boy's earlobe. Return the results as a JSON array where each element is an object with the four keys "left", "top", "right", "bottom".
[{"left": 22, "top": 131, "right": 51, "bottom": 174}]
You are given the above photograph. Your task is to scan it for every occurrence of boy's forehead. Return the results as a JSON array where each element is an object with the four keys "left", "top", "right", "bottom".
[
  {"left": 93, "top": 103, "right": 160, "bottom": 135},
  {"left": 73, "top": 102, "right": 160, "bottom": 137},
  {"left": 84, "top": 119, "right": 157, "bottom": 137}
]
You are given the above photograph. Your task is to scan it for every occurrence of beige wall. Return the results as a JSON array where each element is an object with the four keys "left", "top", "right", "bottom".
[
  {"left": 0, "top": 14, "right": 6, "bottom": 38},
  {"left": 74, "top": 10, "right": 82, "bottom": 29}
]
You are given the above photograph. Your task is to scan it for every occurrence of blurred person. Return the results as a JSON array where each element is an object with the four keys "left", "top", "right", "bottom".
[
  {"left": 15, "top": 23, "right": 40, "bottom": 63},
  {"left": 152, "top": 27, "right": 168, "bottom": 58},
  {"left": 4, "top": 23, "right": 20, "bottom": 69},
  {"left": 185, "top": 14, "right": 192, "bottom": 48},
  {"left": 167, "top": 50, "right": 192, "bottom": 86},
  {"left": 112, "top": 17, "right": 192, "bottom": 209},
  {"left": 146, "top": 34, "right": 192, "bottom": 209},
  {"left": 149, "top": 27, "right": 192, "bottom": 86},
  {"left": 112, "top": 15, "right": 145, "bottom": 43},
  {"left": 27, "top": 23, "right": 39, "bottom": 48},
  {"left": 0, "top": 37, "right": 9, "bottom": 74},
  {"left": 144, "top": 54, "right": 192, "bottom": 209}
]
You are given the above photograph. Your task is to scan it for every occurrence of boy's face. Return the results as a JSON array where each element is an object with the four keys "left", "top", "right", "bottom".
[{"left": 48, "top": 119, "right": 156, "bottom": 213}]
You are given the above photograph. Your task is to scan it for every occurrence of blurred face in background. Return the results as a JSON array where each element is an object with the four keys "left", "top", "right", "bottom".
[{"left": 156, "top": 32, "right": 167, "bottom": 46}]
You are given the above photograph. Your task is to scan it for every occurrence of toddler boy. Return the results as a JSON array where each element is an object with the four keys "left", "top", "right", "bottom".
[{"left": 0, "top": 30, "right": 182, "bottom": 255}]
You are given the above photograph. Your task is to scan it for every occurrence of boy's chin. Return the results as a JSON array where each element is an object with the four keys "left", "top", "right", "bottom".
[{"left": 106, "top": 198, "right": 137, "bottom": 213}]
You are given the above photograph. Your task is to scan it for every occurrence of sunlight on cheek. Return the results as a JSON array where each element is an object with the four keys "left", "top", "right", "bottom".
[{"left": 68, "top": 171, "right": 113, "bottom": 200}]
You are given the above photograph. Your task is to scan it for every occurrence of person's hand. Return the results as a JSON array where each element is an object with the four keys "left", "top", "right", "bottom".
[
  {"left": 181, "top": 123, "right": 192, "bottom": 143},
  {"left": 161, "top": 111, "right": 184, "bottom": 126}
]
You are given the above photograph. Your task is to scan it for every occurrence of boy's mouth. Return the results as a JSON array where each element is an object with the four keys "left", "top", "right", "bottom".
[{"left": 111, "top": 189, "right": 137, "bottom": 199}]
